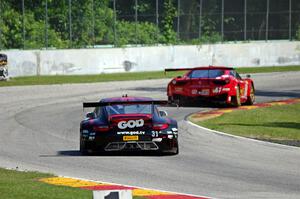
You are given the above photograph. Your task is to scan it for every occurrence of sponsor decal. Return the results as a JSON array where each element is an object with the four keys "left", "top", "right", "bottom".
[
  {"left": 117, "top": 131, "right": 145, "bottom": 135},
  {"left": 118, "top": 119, "right": 144, "bottom": 129}
]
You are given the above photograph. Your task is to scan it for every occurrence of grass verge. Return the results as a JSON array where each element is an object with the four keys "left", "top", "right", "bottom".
[
  {"left": 194, "top": 102, "right": 300, "bottom": 146},
  {"left": 0, "top": 168, "right": 91, "bottom": 199},
  {"left": 0, "top": 168, "right": 145, "bottom": 199},
  {"left": 0, "top": 65, "right": 299, "bottom": 87}
]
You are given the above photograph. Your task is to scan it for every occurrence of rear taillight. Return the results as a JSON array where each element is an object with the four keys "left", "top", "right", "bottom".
[
  {"left": 153, "top": 123, "right": 169, "bottom": 130},
  {"left": 93, "top": 125, "right": 109, "bottom": 132}
]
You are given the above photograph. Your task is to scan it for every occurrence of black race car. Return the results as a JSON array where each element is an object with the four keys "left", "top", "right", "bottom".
[
  {"left": 80, "top": 96, "right": 179, "bottom": 155},
  {"left": 0, "top": 53, "right": 9, "bottom": 81}
]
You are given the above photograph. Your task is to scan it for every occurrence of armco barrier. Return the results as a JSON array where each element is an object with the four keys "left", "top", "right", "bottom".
[{"left": 2, "top": 41, "right": 300, "bottom": 77}]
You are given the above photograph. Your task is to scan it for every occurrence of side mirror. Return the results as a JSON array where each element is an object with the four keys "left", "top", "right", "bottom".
[
  {"left": 246, "top": 74, "right": 251, "bottom": 78},
  {"left": 177, "top": 76, "right": 182, "bottom": 78},
  {"left": 86, "top": 112, "right": 95, "bottom": 119},
  {"left": 159, "top": 110, "right": 168, "bottom": 117}
]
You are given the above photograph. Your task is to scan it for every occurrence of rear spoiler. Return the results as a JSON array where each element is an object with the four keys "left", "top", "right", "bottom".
[
  {"left": 83, "top": 100, "right": 168, "bottom": 108},
  {"left": 164, "top": 66, "right": 234, "bottom": 75},
  {"left": 164, "top": 68, "right": 194, "bottom": 75}
]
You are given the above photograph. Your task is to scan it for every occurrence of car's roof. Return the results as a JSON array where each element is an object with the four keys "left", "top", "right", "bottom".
[{"left": 100, "top": 96, "right": 153, "bottom": 103}]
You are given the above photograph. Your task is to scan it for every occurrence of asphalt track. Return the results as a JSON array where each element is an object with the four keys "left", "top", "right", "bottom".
[{"left": 0, "top": 71, "right": 300, "bottom": 199}]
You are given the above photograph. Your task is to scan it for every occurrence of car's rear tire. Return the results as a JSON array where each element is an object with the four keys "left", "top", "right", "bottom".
[
  {"left": 231, "top": 86, "right": 241, "bottom": 107},
  {"left": 169, "top": 95, "right": 187, "bottom": 106},
  {"left": 245, "top": 84, "right": 255, "bottom": 105},
  {"left": 80, "top": 140, "right": 89, "bottom": 155},
  {"left": 174, "top": 147, "right": 179, "bottom": 155}
]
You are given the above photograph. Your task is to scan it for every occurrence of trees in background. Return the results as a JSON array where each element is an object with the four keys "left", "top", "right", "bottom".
[{"left": 0, "top": 0, "right": 299, "bottom": 49}]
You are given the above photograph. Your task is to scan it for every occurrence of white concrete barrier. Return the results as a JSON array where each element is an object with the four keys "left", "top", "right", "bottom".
[{"left": 2, "top": 41, "right": 300, "bottom": 77}]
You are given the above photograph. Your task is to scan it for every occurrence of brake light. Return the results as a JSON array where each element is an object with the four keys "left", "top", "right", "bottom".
[
  {"left": 153, "top": 123, "right": 169, "bottom": 130},
  {"left": 93, "top": 125, "right": 109, "bottom": 132}
]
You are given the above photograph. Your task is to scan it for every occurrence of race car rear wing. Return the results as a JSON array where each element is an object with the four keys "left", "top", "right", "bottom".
[
  {"left": 164, "top": 66, "right": 234, "bottom": 75},
  {"left": 164, "top": 68, "right": 194, "bottom": 75},
  {"left": 83, "top": 100, "right": 168, "bottom": 108}
]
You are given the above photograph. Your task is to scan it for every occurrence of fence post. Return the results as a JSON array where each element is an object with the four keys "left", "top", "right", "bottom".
[
  {"left": 92, "top": 0, "right": 95, "bottom": 46},
  {"left": 156, "top": 0, "right": 159, "bottom": 42},
  {"left": 199, "top": 0, "right": 202, "bottom": 38},
  {"left": 221, "top": 0, "right": 224, "bottom": 41},
  {"left": 45, "top": 0, "right": 48, "bottom": 49},
  {"left": 135, "top": 0, "right": 138, "bottom": 45},
  {"left": 266, "top": 0, "right": 269, "bottom": 41},
  {"left": 113, "top": 0, "right": 116, "bottom": 47},
  {"left": 289, "top": 0, "right": 292, "bottom": 40},
  {"left": 244, "top": 0, "right": 247, "bottom": 40},
  {"left": 22, "top": 0, "right": 25, "bottom": 49},
  {"left": 68, "top": 0, "right": 72, "bottom": 48},
  {"left": 177, "top": 0, "right": 180, "bottom": 39},
  {"left": 0, "top": 0, "right": 2, "bottom": 49}
]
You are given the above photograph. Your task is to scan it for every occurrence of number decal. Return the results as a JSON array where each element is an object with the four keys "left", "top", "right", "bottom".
[{"left": 152, "top": 131, "right": 160, "bottom": 137}]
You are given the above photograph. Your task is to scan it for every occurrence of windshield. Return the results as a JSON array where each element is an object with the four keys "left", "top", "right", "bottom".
[
  {"left": 105, "top": 104, "right": 152, "bottom": 115},
  {"left": 188, "top": 69, "right": 224, "bottom": 78}
]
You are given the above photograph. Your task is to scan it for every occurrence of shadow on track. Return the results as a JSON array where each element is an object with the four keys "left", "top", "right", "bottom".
[{"left": 44, "top": 150, "right": 176, "bottom": 157}]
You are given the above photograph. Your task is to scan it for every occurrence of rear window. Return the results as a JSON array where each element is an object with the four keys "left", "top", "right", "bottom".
[
  {"left": 105, "top": 104, "right": 152, "bottom": 115},
  {"left": 188, "top": 69, "right": 224, "bottom": 78}
]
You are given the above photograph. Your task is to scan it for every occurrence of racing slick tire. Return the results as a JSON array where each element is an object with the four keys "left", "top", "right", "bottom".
[
  {"left": 231, "top": 86, "right": 241, "bottom": 107},
  {"left": 174, "top": 147, "right": 179, "bottom": 155},
  {"left": 168, "top": 95, "right": 186, "bottom": 106},
  {"left": 245, "top": 84, "right": 255, "bottom": 105},
  {"left": 80, "top": 140, "right": 90, "bottom": 155}
]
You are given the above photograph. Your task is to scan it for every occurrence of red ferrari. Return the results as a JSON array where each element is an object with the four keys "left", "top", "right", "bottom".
[{"left": 165, "top": 66, "right": 255, "bottom": 107}]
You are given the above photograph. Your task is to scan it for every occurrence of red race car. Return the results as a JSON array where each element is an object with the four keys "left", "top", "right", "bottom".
[{"left": 165, "top": 66, "right": 255, "bottom": 107}]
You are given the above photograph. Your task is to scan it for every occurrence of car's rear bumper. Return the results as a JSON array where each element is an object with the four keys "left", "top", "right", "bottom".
[{"left": 81, "top": 137, "right": 178, "bottom": 153}]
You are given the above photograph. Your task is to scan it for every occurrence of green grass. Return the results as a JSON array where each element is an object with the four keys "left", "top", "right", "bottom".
[
  {"left": 235, "top": 65, "right": 300, "bottom": 74},
  {"left": 1, "top": 65, "right": 299, "bottom": 87},
  {"left": 195, "top": 103, "right": 300, "bottom": 143},
  {"left": 0, "top": 168, "right": 146, "bottom": 199},
  {"left": 0, "top": 168, "right": 91, "bottom": 199}
]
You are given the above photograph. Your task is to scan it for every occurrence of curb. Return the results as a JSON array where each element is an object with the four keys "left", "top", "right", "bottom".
[{"left": 40, "top": 176, "right": 213, "bottom": 199}]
